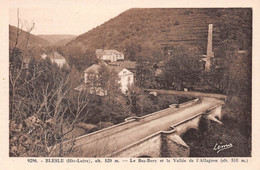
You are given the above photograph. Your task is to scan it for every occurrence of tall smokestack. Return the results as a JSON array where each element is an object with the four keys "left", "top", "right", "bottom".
[{"left": 207, "top": 24, "right": 214, "bottom": 58}]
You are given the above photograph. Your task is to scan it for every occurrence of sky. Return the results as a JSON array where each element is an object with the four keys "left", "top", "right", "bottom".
[
  {"left": 9, "top": 0, "right": 193, "bottom": 35},
  {"left": 9, "top": 0, "right": 132, "bottom": 35},
  {"left": 8, "top": 0, "right": 256, "bottom": 36}
]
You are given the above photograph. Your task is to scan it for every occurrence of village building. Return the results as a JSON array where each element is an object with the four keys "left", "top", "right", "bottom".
[
  {"left": 96, "top": 49, "right": 124, "bottom": 62},
  {"left": 41, "top": 51, "right": 68, "bottom": 68},
  {"left": 107, "top": 64, "right": 134, "bottom": 93},
  {"left": 76, "top": 62, "right": 134, "bottom": 95}
]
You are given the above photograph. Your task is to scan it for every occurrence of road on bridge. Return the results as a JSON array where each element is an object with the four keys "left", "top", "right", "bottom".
[
  {"left": 145, "top": 89, "right": 227, "bottom": 100},
  {"left": 68, "top": 97, "right": 223, "bottom": 157}
]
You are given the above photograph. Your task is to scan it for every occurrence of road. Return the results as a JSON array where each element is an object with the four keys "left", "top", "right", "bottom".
[
  {"left": 68, "top": 97, "right": 223, "bottom": 157},
  {"left": 145, "top": 89, "right": 227, "bottom": 100}
]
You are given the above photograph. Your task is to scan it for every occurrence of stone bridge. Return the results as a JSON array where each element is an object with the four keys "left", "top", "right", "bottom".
[{"left": 51, "top": 90, "right": 226, "bottom": 157}]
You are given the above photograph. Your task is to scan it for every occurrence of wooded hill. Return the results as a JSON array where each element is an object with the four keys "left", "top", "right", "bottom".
[{"left": 65, "top": 8, "right": 251, "bottom": 59}]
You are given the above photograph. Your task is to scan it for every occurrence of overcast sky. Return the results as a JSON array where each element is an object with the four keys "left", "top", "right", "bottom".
[
  {"left": 8, "top": 0, "right": 252, "bottom": 36},
  {"left": 9, "top": 0, "right": 134, "bottom": 35},
  {"left": 9, "top": 0, "right": 189, "bottom": 35}
]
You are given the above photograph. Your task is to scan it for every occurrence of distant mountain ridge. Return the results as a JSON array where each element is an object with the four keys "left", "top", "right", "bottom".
[
  {"left": 9, "top": 25, "right": 51, "bottom": 48},
  {"left": 38, "top": 34, "right": 77, "bottom": 45},
  {"left": 54, "top": 36, "right": 77, "bottom": 46}
]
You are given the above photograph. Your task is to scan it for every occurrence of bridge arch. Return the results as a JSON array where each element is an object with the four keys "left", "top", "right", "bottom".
[
  {"left": 198, "top": 116, "right": 210, "bottom": 135},
  {"left": 181, "top": 128, "right": 200, "bottom": 157},
  {"left": 215, "top": 116, "right": 220, "bottom": 120},
  {"left": 174, "top": 115, "right": 202, "bottom": 137},
  {"left": 181, "top": 128, "right": 199, "bottom": 141},
  {"left": 209, "top": 105, "right": 223, "bottom": 120}
]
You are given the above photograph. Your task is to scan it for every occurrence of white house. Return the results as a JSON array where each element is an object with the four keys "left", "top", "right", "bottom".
[
  {"left": 82, "top": 63, "right": 134, "bottom": 95},
  {"left": 41, "top": 51, "right": 68, "bottom": 68},
  {"left": 96, "top": 49, "right": 124, "bottom": 62},
  {"left": 117, "top": 68, "right": 134, "bottom": 93},
  {"left": 41, "top": 53, "right": 48, "bottom": 59}
]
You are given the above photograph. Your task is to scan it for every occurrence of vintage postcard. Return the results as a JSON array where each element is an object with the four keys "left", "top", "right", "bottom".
[{"left": 0, "top": 0, "right": 260, "bottom": 169}]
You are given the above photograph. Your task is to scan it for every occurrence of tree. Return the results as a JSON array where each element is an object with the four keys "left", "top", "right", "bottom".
[
  {"left": 67, "top": 49, "right": 98, "bottom": 72},
  {"left": 82, "top": 64, "right": 132, "bottom": 125},
  {"left": 125, "top": 85, "right": 160, "bottom": 116},
  {"left": 135, "top": 58, "right": 157, "bottom": 88},
  {"left": 217, "top": 9, "right": 252, "bottom": 53},
  {"left": 9, "top": 53, "right": 92, "bottom": 156},
  {"left": 9, "top": 11, "right": 91, "bottom": 157},
  {"left": 99, "top": 65, "right": 131, "bottom": 124},
  {"left": 196, "top": 9, "right": 252, "bottom": 156},
  {"left": 200, "top": 58, "right": 227, "bottom": 93},
  {"left": 124, "top": 42, "right": 142, "bottom": 61},
  {"left": 162, "top": 46, "right": 201, "bottom": 89}
]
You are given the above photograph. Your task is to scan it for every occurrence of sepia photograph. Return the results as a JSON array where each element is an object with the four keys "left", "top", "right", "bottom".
[{"left": 7, "top": 3, "right": 253, "bottom": 159}]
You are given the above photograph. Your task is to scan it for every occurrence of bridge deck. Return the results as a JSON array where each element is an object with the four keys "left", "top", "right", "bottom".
[
  {"left": 57, "top": 97, "right": 223, "bottom": 157},
  {"left": 145, "top": 89, "right": 227, "bottom": 100}
]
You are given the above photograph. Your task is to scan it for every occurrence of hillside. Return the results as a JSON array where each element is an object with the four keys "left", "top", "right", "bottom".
[
  {"left": 65, "top": 8, "right": 251, "bottom": 59},
  {"left": 38, "top": 34, "right": 77, "bottom": 45},
  {"left": 54, "top": 36, "right": 77, "bottom": 46},
  {"left": 9, "top": 25, "right": 51, "bottom": 49}
]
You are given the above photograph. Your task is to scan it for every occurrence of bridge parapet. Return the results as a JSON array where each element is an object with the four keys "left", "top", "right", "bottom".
[
  {"left": 50, "top": 96, "right": 225, "bottom": 157},
  {"left": 73, "top": 98, "right": 200, "bottom": 147},
  {"left": 145, "top": 89, "right": 227, "bottom": 101},
  {"left": 110, "top": 103, "right": 224, "bottom": 157},
  {"left": 125, "top": 98, "right": 200, "bottom": 122},
  {"left": 169, "top": 98, "right": 200, "bottom": 108},
  {"left": 171, "top": 103, "right": 224, "bottom": 136}
]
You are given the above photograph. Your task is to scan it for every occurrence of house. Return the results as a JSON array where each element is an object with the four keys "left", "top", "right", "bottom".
[
  {"left": 83, "top": 64, "right": 100, "bottom": 84},
  {"left": 81, "top": 62, "right": 134, "bottom": 95},
  {"left": 95, "top": 49, "right": 124, "bottom": 62},
  {"left": 108, "top": 66, "right": 134, "bottom": 93},
  {"left": 41, "top": 53, "right": 47, "bottom": 59},
  {"left": 41, "top": 51, "right": 68, "bottom": 68}
]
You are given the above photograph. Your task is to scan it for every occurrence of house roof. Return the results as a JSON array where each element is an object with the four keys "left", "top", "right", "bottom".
[
  {"left": 47, "top": 51, "right": 65, "bottom": 59},
  {"left": 84, "top": 63, "right": 132, "bottom": 75},
  {"left": 107, "top": 65, "right": 124, "bottom": 74},
  {"left": 108, "top": 60, "right": 136, "bottom": 69},
  {"left": 103, "top": 50, "right": 122, "bottom": 55},
  {"left": 83, "top": 64, "right": 100, "bottom": 73}
]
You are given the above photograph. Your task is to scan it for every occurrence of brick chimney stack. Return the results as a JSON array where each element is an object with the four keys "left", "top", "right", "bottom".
[
  {"left": 207, "top": 24, "right": 214, "bottom": 58},
  {"left": 203, "top": 24, "right": 214, "bottom": 71}
]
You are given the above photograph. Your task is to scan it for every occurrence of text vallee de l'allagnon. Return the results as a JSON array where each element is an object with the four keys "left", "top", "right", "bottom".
[{"left": 27, "top": 158, "right": 248, "bottom": 164}]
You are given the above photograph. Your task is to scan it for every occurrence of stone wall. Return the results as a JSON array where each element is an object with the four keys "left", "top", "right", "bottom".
[{"left": 110, "top": 133, "right": 162, "bottom": 157}]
